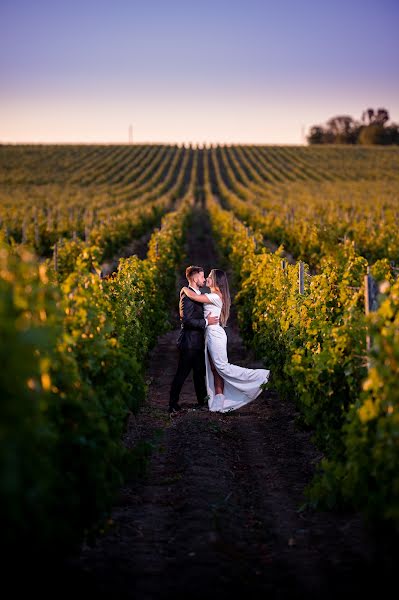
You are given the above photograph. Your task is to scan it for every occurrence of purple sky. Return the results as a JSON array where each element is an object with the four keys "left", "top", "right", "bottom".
[{"left": 1, "top": 0, "right": 398, "bottom": 144}]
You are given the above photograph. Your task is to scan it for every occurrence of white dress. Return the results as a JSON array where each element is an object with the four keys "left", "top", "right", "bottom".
[{"left": 203, "top": 292, "right": 270, "bottom": 413}]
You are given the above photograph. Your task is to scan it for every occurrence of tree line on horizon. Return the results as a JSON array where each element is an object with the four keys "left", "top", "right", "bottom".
[{"left": 307, "top": 108, "right": 399, "bottom": 145}]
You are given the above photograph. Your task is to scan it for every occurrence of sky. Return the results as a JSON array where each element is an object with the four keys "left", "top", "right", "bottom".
[{"left": 1, "top": 0, "right": 398, "bottom": 145}]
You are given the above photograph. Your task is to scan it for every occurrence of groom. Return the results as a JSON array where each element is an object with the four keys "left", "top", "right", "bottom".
[{"left": 169, "top": 265, "right": 219, "bottom": 414}]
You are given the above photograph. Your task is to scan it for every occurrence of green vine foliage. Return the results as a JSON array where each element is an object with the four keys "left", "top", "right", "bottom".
[
  {"left": 207, "top": 195, "right": 399, "bottom": 529},
  {"left": 0, "top": 197, "right": 191, "bottom": 562},
  {"left": 308, "top": 277, "right": 399, "bottom": 530},
  {"left": 0, "top": 241, "right": 63, "bottom": 557}
]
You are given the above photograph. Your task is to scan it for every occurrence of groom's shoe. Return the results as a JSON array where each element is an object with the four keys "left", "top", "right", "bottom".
[{"left": 168, "top": 403, "right": 182, "bottom": 415}]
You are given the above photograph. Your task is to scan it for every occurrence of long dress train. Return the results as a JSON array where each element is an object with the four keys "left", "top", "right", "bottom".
[{"left": 203, "top": 293, "right": 270, "bottom": 413}]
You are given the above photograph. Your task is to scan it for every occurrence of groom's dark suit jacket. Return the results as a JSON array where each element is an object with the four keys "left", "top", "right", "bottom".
[{"left": 177, "top": 286, "right": 208, "bottom": 350}]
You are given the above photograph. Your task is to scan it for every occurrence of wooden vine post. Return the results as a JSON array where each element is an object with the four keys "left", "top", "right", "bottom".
[
  {"left": 298, "top": 261, "right": 305, "bottom": 294},
  {"left": 364, "top": 267, "right": 379, "bottom": 368},
  {"left": 53, "top": 242, "right": 58, "bottom": 272}
]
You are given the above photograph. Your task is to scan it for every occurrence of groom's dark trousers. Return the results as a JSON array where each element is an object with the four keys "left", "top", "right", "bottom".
[{"left": 169, "top": 289, "right": 207, "bottom": 409}]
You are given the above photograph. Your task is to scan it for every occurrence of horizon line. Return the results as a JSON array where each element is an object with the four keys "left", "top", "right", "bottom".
[{"left": 0, "top": 140, "right": 309, "bottom": 147}]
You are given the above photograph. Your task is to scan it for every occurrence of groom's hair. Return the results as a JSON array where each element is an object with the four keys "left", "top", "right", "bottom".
[{"left": 185, "top": 265, "right": 204, "bottom": 280}]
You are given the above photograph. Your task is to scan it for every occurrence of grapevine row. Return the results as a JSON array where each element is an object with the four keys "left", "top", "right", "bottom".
[{"left": 204, "top": 158, "right": 399, "bottom": 529}]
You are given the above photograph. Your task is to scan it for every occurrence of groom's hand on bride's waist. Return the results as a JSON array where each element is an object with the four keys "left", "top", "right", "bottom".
[{"left": 206, "top": 314, "right": 219, "bottom": 326}]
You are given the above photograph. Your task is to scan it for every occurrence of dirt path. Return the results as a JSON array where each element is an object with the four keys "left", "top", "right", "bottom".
[{"left": 59, "top": 207, "right": 394, "bottom": 599}]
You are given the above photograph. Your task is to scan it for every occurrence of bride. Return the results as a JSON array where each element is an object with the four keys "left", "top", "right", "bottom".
[{"left": 181, "top": 269, "right": 270, "bottom": 413}]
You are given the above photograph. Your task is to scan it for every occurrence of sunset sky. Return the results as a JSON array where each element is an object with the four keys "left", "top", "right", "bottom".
[{"left": 1, "top": 0, "right": 398, "bottom": 144}]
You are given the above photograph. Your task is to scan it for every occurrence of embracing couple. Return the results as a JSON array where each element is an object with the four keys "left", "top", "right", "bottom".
[{"left": 169, "top": 265, "right": 270, "bottom": 414}]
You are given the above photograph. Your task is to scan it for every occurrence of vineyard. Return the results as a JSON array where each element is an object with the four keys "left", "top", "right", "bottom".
[{"left": 1, "top": 143, "right": 399, "bottom": 594}]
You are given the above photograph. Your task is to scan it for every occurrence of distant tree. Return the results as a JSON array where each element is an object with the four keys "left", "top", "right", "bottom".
[
  {"left": 326, "top": 115, "right": 352, "bottom": 136},
  {"left": 308, "top": 107, "right": 397, "bottom": 145},
  {"left": 361, "top": 108, "right": 375, "bottom": 125},
  {"left": 325, "top": 115, "right": 359, "bottom": 144},
  {"left": 307, "top": 126, "right": 325, "bottom": 144},
  {"left": 385, "top": 122, "right": 399, "bottom": 144},
  {"left": 361, "top": 107, "right": 389, "bottom": 126},
  {"left": 359, "top": 121, "right": 399, "bottom": 145},
  {"left": 359, "top": 108, "right": 393, "bottom": 144},
  {"left": 358, "top": 124, "right": 387, "bottom": 145}
]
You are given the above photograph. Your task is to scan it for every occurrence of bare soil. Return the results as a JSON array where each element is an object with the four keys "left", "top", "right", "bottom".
[{"left": 49, "top": 208, "right": 395, "bottom": 599}]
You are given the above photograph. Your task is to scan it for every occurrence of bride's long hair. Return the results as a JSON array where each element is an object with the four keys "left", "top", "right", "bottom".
[{"left": 210, "top": 269, "right": 231, "bottom": 327}]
